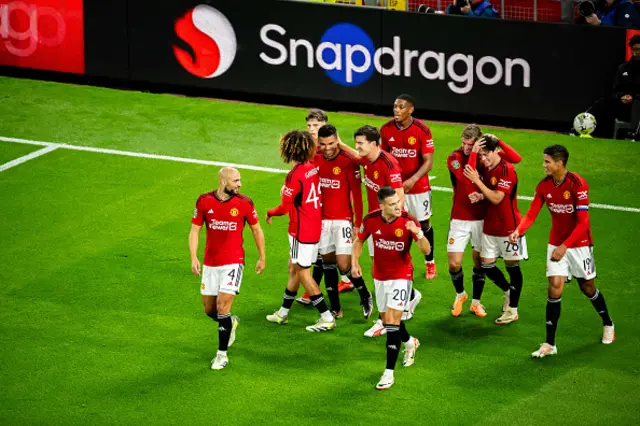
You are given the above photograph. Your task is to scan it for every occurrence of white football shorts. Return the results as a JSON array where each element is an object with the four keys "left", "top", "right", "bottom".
[
  {"left": 319, "top": 220, "right": 353, "bottom": 256},
  {"left": 546, "top": 244, "right": 596, "bottom": 281},
  {"left": 447, "top": 219, "right": 483, "bottom": 253},
  {"left": 374, "top": 279, "right": 413, "bottom": 313},
  {"left": 201, "top": 264, "right": 244, "bottom": 296},
  {"left": 404, "top": 191, "right": 432, "bottom": 222},
  {"left": 481, "top": 234, "right": 529, "bottom": 261},
  {"left": 289, "top": 235, "right": 319, "bottom": 269}
]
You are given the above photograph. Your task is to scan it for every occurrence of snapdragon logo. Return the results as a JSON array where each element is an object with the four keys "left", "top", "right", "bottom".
[{"left": 259, "top": 23, "right": 530, "bottom": 94}]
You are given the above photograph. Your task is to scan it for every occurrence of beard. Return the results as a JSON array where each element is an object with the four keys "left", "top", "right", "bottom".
[{"left": 224, "top": 187, "right": 237, "bottom": 196}]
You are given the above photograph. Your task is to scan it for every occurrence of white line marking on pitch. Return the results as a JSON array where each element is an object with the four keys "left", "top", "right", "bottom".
[
  {"left": 0, "top": 144, "right": 58, "bottom": 172},
  {"left": 1, "top": 136, "right": 638, "bottom": 213}
]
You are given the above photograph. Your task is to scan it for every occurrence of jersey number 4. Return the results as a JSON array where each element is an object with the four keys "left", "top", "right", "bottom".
[{"left": 306, "top": 182, "right": 321, "bottom": 209}]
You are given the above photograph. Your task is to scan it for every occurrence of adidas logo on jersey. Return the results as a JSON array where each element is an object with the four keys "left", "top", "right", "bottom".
[
  {"left": 375, "top": 230, "right": 382, "bottom": 235},
  {"left": 389, "top": 137, "right": 395, "bottom": 142},
  {"left": 208, "top": 209, "right": 214, "bottom": 214},
  {"left": 547, "top": 194, "right": 552, "bottom": 199}
]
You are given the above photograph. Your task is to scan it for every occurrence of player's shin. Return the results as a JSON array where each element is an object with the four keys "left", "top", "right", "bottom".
[
  {"left": 312, "top": 255, "right": 324, "bottom": 285},
  {"left": 546, "top": 297, "right": 561, "bottom": 346},
  {"left": 217, "top": 313, "right": 233, "bottom": 352},
  {"left": 323, "top": 262, "right": 341, "bottom": 314},
  {"left": 588, "top": 289, "right": 613, "bottom": 326},
  {"left": 399, "top": 321, "right": 412, "bottom": 345},
  {"left": 481, "top": 262, "right": 510, "bottom": 292},
  {"left": 450, "top": 269, "right": 465, "bottom": 294},
  {"left": 472, "top": 268, "right": 486, "bottom": 302},
  {"left": 422, "top": 221, "right": 435, "bottom": 263},
  {"left": 384, "top": 324, "right": 402, "bottom": 370},
  {"left": 278, "top": 289, "right": 297, "bottom": 317},
  {"left": 506, "top": 263, "right": 523, "bottom": 308},
  {"left": 345, "top": 267, "right": 370, "bottom": 300}
]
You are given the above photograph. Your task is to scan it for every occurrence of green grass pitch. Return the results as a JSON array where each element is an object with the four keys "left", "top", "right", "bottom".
[{"left": 1, "top": 76, "right": 639, "bottom": 425}]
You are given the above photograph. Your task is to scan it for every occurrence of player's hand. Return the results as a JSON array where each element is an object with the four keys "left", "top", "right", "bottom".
[
  {"left": 266, "top": 214, "right": 273, "bottom": 225},
  {"left": 351, "top": 263, "right": 363, "bottom": 278},
  {"left": 403, "top": 178, "right": 417, "bottom": 193},
  {"left": 585, "top": 13, "right": 600, "bottom": 26},
  {"left": 622, "top": 94, "right": 633, "bottom": 104},
  {"left": 551, "top": 244, "right": 568, "bottom": 262},
  {"left": 463, "top": 165, "right": 480, "bottom": 184},
  {"left": 256, "top": 257, "right": 265, "bottom": 274},
  {"left": 468, "top": 192, "right": 483, "bottom": 204},
  {"left": 508, "top": 230, "right": 520, "bottom": 244},
  {"left": 191, "top": 258, "right": 201, "bottom": 277},
  {"left": 460, "top": 2, "right": 471, "bottom": 13},
  {"left": 405, "top": 221, "right": 420, "bottom": 235}
]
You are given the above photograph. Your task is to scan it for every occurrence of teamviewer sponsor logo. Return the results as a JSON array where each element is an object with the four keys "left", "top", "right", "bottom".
[
  {"left": 390, "top": 147, "right": 417, "bottom": 158},
  {"left": 375, "top": 239, "right": 405, "bottom": 251},
  {"left": 259, "top": 23, "right": 531, "bottom": 93},
  {"left": 548, "top": 203, "right": 574, "bottom": 214},
  {"left": 209, "top": 219, "right": 238, "bottom": 231},
  {"left": 173, "top": 5, "right": 237, "bottom": 78},
  {"left": 320, "top": 177, "right": 341, "bottom": 189}
]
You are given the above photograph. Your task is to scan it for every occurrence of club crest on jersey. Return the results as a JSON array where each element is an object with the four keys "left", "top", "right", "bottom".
[
  {"left": 408, "top": 136, "right": 417, "bottom": 145},
  {"left": 230, "top": 208, "right": 239, "bottom": 217},
  {"left": 563, "top": 190, "right": 571, "bottom": 200},
  {"left": 395, "top": 228, "right": 404, "bottom": 237},
  {"left": 451, "top": 160, "right": 460, "bottom": 170},
  {"left": 193, "top": 208, "right": 198, "bottom": 219},
  {"left": 490, "top": 176, "right": 497, "bottom": 185},
  {"left": 333, "top": 167, "right": 341, "bottom": 175},
  {"left": 373, "top": 170, "right": 379, "bottom": 179}
]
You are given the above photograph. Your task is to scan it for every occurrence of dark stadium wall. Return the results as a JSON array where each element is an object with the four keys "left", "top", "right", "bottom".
[{"left": 0, "top": 0, "right": 628, "bottom": 132}]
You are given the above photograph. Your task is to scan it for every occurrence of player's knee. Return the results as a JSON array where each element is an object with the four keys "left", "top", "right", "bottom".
[
  {"left": 204, "top": 306, "right": 217, "bottom": 321},
  {"left": 578, "top": 280, "right": 596, "bottom": 297},
  {"left": 448, "top": 260, "right": 462, "bottom": 272}
]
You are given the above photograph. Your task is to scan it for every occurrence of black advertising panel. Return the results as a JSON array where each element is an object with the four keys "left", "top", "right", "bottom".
[
  {"left": 83, "top": 0, "right": 129, "bottom": 79},
  {"left": 380, "top": 12, "right": 626, "bottom": 121},
  {"left": 126, "top": 0, "right": 384, "bottom": 105}
]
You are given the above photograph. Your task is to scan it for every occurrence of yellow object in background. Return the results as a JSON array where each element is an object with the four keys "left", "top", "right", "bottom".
[{"left": 386, "top": 0, "right": 406, "bottom": 10}]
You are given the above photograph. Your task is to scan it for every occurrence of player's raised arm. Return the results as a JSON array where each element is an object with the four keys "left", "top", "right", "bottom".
[
  {"left": 497, "top": 138, "right": 523, "bottom": 164},
  {"left": 189, "top": 224, "right": 202, "bottom": 276}
]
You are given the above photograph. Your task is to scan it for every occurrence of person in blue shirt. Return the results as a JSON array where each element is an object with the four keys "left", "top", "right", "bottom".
[
  {"left": 583, "top": 0, "right": 640, "bottom": 27},
  {"left": 445, "top": 0, "right": 500, "bottom": 18}
]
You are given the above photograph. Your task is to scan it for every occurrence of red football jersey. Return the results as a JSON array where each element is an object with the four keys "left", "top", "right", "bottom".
[
  {"left": 532, "top": 172, "right": 593, "bottom": 247},
  {"left": 191, "top": 192, "right": 259, "bottom": 267},
  {"left": 280, "top": 162, "right": 322, "bottom": 243},
  {"left": 448, "top": 148, "right": 486, "bottom": 221},
  {"left": 316, "top": 149, "right": 364, "bottom": 227},
  {"left": 380, "top": 118, "right": 435, "bottom": 194},
  {"left": 357, "top": 210, "right": 420, "bottom": 281},
  {"left": 481, "top": 159, "right": 521, "bottom": 236},
  {"left": 361, "top": 151, "right": 403, "bottom": 213}
]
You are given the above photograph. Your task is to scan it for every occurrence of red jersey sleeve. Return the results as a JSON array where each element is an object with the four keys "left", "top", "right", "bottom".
[
  {"left": 244, "top": 200, "right": 259, "bottom": 226},
  {"left": 191, "top": 197, "right": 205, "bottom": 226},
  {"left": 268, "top": 172, "right": 300, "bottom": 217},
  {"left": 496, "top": 166, "right": 517, "bottom": 195},
  {"left": 562, "top": 180, "right": 591, "bottom": 247},
  {"left": 573, "top": 181, "right": 590, "bottom": 210},
  {"left": 357, "top": 218, "right": 371, "bottom": 241},
  {"left": 498, "top": 140, "right": 522, "bottom": 164},
  {"left": 447, "top": 153, "right": 465, "bottom": 181},
  {"left": 419, "top": 127, "right": 435, "bottom": 155},
  {"left": 388, "top": 158, "right": 403, "bottom": 189},
  {"left": 518, "top": 182, "right": 545, "bottom": 234}
]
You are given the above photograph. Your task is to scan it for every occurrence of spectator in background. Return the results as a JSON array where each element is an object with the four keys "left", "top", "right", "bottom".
[
  {"left": 576, "top": 35, "right": 640, "bottom": 138},
  {"left": 579, "top": 0, "right": 640, "bottom": 27},
  {"left": 446, "top": 0, "right": 500, "bottom": 18}
]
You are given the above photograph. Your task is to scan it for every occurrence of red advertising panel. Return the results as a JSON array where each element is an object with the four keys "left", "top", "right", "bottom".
[
  {"left": 626, "top": 29, "right": 640, "bottom": 61},
  {"left": 0, "top": 0, "right": 84, "bottom": 73}
]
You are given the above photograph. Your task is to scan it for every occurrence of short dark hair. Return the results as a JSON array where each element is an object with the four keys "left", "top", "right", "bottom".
[
  {"left": 318, "top": 124, "right": 337, "bottom": 139},
  {"left": 481, "top": 134, "right": 500, "bottom": 151},
  {"left": 630, "top": 35, "right": 640, "bottom": 48},
  {"left": 543, "top": 144, "right": 569, "bottom": 166},
  {"left": 377, "top": 186, "right": 396, "bottom": 203},
  {"left": 354, "top": 125, "right": 380, "bottom": 145},
  {"left": 396, "top": 94, "right": 416, "bottom": 107},
  {"left": 306, "top": 109, "right": 328, "bottom": 122}
]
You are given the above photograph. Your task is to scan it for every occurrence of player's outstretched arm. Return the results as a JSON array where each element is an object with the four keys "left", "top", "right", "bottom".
[
  {"left": 351, "top": 238, "right": 364, "bottom": 278},
  {"left": 249, "top": 222, "right": 266, "bottom": 274},
  {"left": 189, "top": 224, "right": 202, "bottom": 276},
  {"left": 510, "top": 191, "right": 545, "bottom": 243},
  {"left": 338, "top": 135, "right": 359, "bottom": 157},
  {"left": 497, "top": 139, "right": 522, "bottom": 164}
]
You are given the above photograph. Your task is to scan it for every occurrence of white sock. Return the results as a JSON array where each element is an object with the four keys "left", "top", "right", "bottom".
[
  {"left": 510, "top": 307, "right": 518, "bottom": 314},
  {"left": 321, "top": 311, "right": 334, "bottom": 322},
  {"left": 217, "top": 350, "right": 227, "bottom": 356},
  {"left": 384, "top": 368, "right": 394, "bottom": 376},
  {"left": 426, "top": 260, "right": 435, "bottom": 265},
  {"left": 472, "top": 299, "right": 481, "bottom": 305},
  {"left": 277, "top": 307, "right": 290, "bottom": 317},
  {"left": 456, "top": 292, "right": 465, "bottom": 298}
]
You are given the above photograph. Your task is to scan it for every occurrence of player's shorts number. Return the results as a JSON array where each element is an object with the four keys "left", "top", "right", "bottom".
[
  {"left": 422, "top": 200, "right": 429, "bottom": 215},
  {"left": 392, "top": 288, "right": 408, "bottom": 301},
  {"left": 504, "top": 241, "right": 519, "bottom": 253},
  {"left": 342, "top": 227, "right": 352, "bottom": 240},
  {"left": 227, "top": 269, "right": 236, "bottom": 281},
  {"left": 583, "top": 256, "right": 595, "bottom": 275}
]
